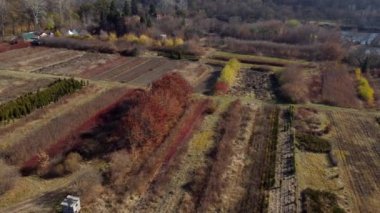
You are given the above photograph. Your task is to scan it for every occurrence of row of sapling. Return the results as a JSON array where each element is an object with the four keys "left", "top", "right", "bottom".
[
  {"left": 198, "top": 100, "right": 243, "bottom": 211},
  {"left": 214, "top": 58, "right": 241, "bottom": 94},
  {"left": 236, "top": 105, "right": 279, "bottom": 212},
  {"left": 1, "top": 87, "right": 127, "bottom": 168},
  {"left": 0, "top": 78, "right": 87, "bottom": 124},
  {"left": 265, "top": 107, "right": 280, "bottom": 188}
]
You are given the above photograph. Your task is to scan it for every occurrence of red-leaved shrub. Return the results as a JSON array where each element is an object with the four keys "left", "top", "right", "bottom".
[
  {"left": 123, "top": 73, "right": 193, "bottom": 148},
  {"left": 214, "top": 81, "right": 229, "bottom": 95}
]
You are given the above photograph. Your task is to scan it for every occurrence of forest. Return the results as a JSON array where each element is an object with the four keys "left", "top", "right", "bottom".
[{"left": 1, "top": 0, "right": 379, "bottom": 40}]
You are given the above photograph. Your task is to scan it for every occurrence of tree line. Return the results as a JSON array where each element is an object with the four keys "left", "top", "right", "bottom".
[
  {"left": 0, "top": 78, "right": 86, "bottom": 123},
  {"left": 0, "top": 0, "right": 159, "bottom": 38}
]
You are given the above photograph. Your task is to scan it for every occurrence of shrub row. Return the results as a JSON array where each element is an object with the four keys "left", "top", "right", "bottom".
[
  {"left": 199, "top": 100, "right": 243, "bottom": 211},
  {"left": 296, "top": 133, "right": 332, "bottom": 153},
  {"left": 209, "top": 38, "right": 343, "bottom": 61},
  {"left": 0, "top": 78, "right": 86, "bottom": 123},
  {"left": 123, "top": 73, "right": 193, "bottom": 149},
  {"left": 265, "top": 107, "right": 280, "bottom": 188},
  {"left": 40, "top": 37, "right": 117, "bottom": 53},
  {"left": 302, "top": 188, "right": 345, "bottom": 213},
  {"left": 214, "top": 58, "right": 241, "bottom": 94}
]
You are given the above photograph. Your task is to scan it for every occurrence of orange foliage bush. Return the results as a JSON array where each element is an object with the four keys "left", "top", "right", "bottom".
[{"left": 123, "top": 73, "right": 193, "bottom": 148}]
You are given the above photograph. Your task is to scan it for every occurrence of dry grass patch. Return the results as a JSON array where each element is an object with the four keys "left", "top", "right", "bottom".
[{"left": 296, "top": 151, "right": 340, "bottom": 192}]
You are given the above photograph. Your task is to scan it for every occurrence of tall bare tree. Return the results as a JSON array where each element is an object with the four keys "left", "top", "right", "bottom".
[
  {"left": 0, "top": 0, "right": 7, "bottom": 39},
  {"left": 24, "top": 0, "right": 46, "bottom": 30}
]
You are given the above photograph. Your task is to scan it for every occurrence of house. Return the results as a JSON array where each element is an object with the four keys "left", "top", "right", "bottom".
[{"left": 61, "top": 195, "right": 81, "bottom": 213}]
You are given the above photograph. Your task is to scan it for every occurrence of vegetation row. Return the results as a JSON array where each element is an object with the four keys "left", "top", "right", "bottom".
[
  {"left": 214, "top": 59, "right": 241, "bottom": 94},
  {"left": 355, "top": 68, "right": 375, "bottom": 105},
  {"left": 302, "top": 188, "right": 345, "bottom": 213},
  {"left": 0, "top": 78, "right": 86, "bottom": 124},
  {"left": 20, "top": 73, "right": 193, "bottom": 176},
  {"left": 265, "top": 107, "right": 280, "bottom": 188},
  {"left": 296, "top": 133, "right": 332, "bottom": 153}
]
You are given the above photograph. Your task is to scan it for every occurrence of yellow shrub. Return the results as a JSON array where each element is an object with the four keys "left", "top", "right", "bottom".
[
  {"left": 190, "top": 131, "right": 213, "bottom": 152},
  {"left": 287, "top": 19, "right": 301, "bottom": 28},
  {"left": 357, "top": 77, "right": 375, "bottom": 105},
  {"left": 174, "top": 38, "right": 184, "bottom": 46},
  {"left": 138, "top": 34, "right": 153, "bottom": 45},
  {"left": 218, "top": 58, "right": 241, "bottom": 86},
  {"left": 124, "top": 33, "right": 139, "bottom": 43},
  {"left": 163, "top": 38, "right": 175, "bottom": 47},
  {"left": 108, "top": 32, "right": 118, "bottom": 42},
  {"left": 55, "top": 30, "right": 62, "bottom": 37},
  {"left": 355, "top": 68, "right": 362, "bottom": 80},
  {"left": 154, "top": 40, "right": 163, "bottom": 47},
  {"left": 228, "top": 58, "right": 241, "bottom": 70},
  {"left": 220, "top": 65, "right": 236, "bottom": 86}
]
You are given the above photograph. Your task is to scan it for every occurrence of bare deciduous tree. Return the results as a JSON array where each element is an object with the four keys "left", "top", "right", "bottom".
[
  {"left": 24, "top": 0, "right": 46, "bottom": 30},
  {"left": 0, "top": 0, "right": 7, "bottom": 39}
]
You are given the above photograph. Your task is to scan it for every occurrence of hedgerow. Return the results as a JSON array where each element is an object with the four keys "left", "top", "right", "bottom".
[
  {"left": 214, "top": 58, "right": 241, "bottom": 94},
  {"left": 0, "top": 78, "right": 86, "bottom": 123},
  {"left": 302, "top": 188, "right": 345, "bottom": 213},
  {"left": 296, "top": 133, "right": 331, "bottom": 153}
]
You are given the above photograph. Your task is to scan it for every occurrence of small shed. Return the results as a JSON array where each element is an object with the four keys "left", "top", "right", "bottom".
[{"left": 61, "top": 195, "right": 81, "bottom": 213}]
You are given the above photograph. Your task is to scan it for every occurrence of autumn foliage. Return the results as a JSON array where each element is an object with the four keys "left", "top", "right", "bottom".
[
  {"left": 355, "top": 68, "right": 375, "bottom": 106},
  {"left": 215, "top": 58, "right": 241, "bottom": 94},
  {"left": 123, "top": 73, "right": 193, "bottom": 148}
]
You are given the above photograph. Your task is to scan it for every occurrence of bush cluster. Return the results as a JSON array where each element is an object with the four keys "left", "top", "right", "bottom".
[
  {"left": 0, "top": 79, "right": 86, "bottom": 123},
  {"left": 214, "top": 58, "right": 241, "bottom": 94},
  {"left": 265, "top": 107, "right": 280, "bottom": 188},
  {"left": 48, "top": 153, "right": 82, "bottom": 177},
  {"left": 209, "top": 38, "right": 343, "bottom": 61},
  {"left": 40, "top": 38, "right": 117, "bottom": 53},
  {"left": 0, "top": 160, "right": 20, "bottom": 195},
  {"left": 123, "top": 73, "right": 193, "bottom": 149},
  {"left": 355, "top": 68, "right": 375, "bottom": 105},
  {"left": 278, "top": 66, "right": 310, "bottom": 103},
  {"left": 296, "top": 133, "right": 332, "bottom": 153},
  {"left": 123, "top": 33, "right": 184, "bottom": 47},
  {"left": 302, "top": 188, "right": 345, "bottom": 213}
]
